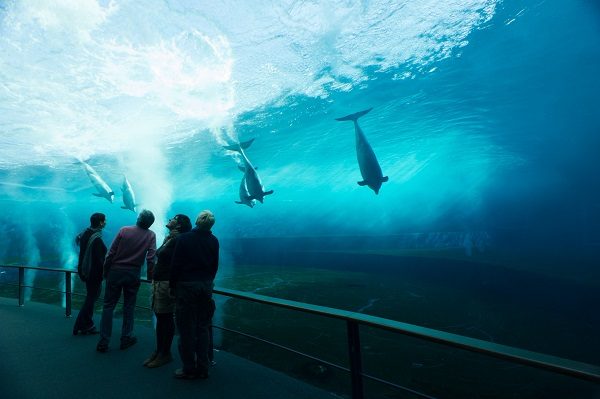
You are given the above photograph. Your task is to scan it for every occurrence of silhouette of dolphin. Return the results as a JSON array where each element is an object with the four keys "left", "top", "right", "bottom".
[
  {"left": 80, "top": 160, "right": 114, "bottom": 203},
  {"left": 336, "top": 108, "right": 388, "bottom": 194},
  {"left": 121, "top": 175, "right": 137, "bottom": 212},
  {"left": 223, "top": 139, "right": 274, "bottom": 203},
  {"left": 235, "top": 174, "right": 255, "bottom": 208}
]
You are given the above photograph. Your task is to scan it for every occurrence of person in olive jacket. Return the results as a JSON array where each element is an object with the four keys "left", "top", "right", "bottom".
[
  {"left": 143, "top": 214, "right": 192, "bottom": 368},
  {"left": 170, "top": 210, "right": 219, "bottom": 379},
  {"left": 73, "top": 212, "right": 107, "bottom": 335}
]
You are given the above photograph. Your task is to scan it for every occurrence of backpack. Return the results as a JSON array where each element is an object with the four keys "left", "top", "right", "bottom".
[{"left": 79, "top": 230, "right": 102, "bottom": 281}]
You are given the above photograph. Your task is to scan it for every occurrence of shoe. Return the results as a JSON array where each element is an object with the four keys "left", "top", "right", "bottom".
[
  {"left": 174, "top": 368, "right": 199, "bottom": 380},
  {"left": 96, "top": 340, "right": 109, "bottom": 353},
  {"left": 146, "top": 353, "right": 173, "bottom": 368},
  {"left": 120, "top": 336, "right": 137, "bottom": 350},
  {"left": 143, "top": 351, "right": 158, "bottom": 367},
  {"left": 73, "top": 326, "right": 98, "bottom": 335},
  {"left": 82, "top": 326, "right": 99, "bottom": 335},
  {"left": 196, "top": 370, "right": 209, "bottom": 379}
]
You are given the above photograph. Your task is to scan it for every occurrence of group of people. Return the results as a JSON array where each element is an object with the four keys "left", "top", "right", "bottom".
[{"left": 73, "top": 208, "right": 219, "bottom": 380}]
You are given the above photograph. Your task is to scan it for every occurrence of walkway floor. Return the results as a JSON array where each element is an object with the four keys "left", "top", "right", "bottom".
[{"left": 0, "top": 297, "right": 339, "bottom": 399}]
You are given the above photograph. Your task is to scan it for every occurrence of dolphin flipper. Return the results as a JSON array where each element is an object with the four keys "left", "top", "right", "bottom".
[
  {"left": 357, "top": 181, "right": 368, "bottom": 186},
  {"left": 92, "top": 193, "right": 103, "bottom": 197},
  {"left": 382, "top": 176, "right": 389, "bottom": 182},
  {"left": 264, "top": 190, "right": 274, "bottom": 196},
  {"left": 335, "top": 108, "right": 373, "bottom": 122}
]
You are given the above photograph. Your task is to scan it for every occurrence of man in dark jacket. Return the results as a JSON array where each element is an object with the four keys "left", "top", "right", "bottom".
[
  {"left": 73, "top": 212, "right": 107, "bottom": 335},
  {"left": 170, "top": 210, "right": 219, "bottom": 379},
  {"left": 96, "top": 209, "right": 157, "bottom": 353}
]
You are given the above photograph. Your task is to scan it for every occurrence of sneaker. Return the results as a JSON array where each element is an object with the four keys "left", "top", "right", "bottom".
[
  {"left": 146, "top": 353, "right": 173, "bottom": 368},
  {"left": 96, "top": 340, "right": 109, "bottom": 353},
  {"left": 74, "top": 326, "right": 98, "bottom": 335},
  {"left": 120, "top": 336, "right": 137, "bottom": 350},
  {"left": 174, "top": 368, "right": 198, "bottom": 380},
  {"left": 143, "top": 351, "right": 158, "bottom": 367},
  {"left": 82, "top": 326, "right": 99, "bottom": 335},
  {"left": 196, "top": 370, "right": 209, "bottom": 379}
]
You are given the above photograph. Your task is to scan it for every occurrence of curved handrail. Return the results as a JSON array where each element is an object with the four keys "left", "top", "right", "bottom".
[{"left": 1, "top": 263, "right": 599, "bottom": 386}]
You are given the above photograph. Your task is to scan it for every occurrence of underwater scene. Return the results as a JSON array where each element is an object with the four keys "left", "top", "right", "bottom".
[{"left": 1, "top": 0, "right": 599, "bottom": 398}]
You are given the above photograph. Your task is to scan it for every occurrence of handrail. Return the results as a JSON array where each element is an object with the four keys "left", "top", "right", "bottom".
[
  {"left": 213, "top": 287, "right": 600, "bottom": 383},
  {"left": 1, "top": 263, "right": 599, "bottom": 397}
]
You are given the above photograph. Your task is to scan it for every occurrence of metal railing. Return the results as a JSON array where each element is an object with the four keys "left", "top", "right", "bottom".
[{"left": 1, "top": 264, "right": 599, "bottom": 399}]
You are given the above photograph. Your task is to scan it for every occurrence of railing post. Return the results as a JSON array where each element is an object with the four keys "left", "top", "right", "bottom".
[
  {"left": 65, "top": 271, "right": 72, "bottom": 318},
  {"left": 346, "top": 320, "right": 364, "bottom": 399},
  {"left": 18, "top": 267, "right": 25, "bottom": 306}
]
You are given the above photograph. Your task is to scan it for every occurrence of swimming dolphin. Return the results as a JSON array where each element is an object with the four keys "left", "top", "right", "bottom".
[
  {"left": 335, "top": 108, "right": 388, "bottom": 194},
  {"left": 223, "top": 139, "right": 274, "bottom": 203},
  {"left": 80, "top": 161, "right": 115, "bottom": 203},
  {"left": 121, "top": 176, "right": 137, "bottom": 212},
  {"left": 235, "top": 174, "right": 256, "bottom": 208}
]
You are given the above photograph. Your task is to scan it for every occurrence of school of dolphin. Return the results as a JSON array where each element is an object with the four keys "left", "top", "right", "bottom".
[{"left": 79, "top": 108, "right": 388, "bottom": 209}]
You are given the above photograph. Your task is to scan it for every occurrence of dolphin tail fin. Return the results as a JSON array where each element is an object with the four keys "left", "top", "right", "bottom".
[
  {"left": 357, "top": 181, "right": 368, "bottom": 186},
  {"left": 223, "top": 138, "right": 255, "bottom": 152},
  {"left": 335, "top": 108, "right": 373, "bottom": 122},
  {"left": 382, "top": 176, "right": 389, "bottom": 182}
]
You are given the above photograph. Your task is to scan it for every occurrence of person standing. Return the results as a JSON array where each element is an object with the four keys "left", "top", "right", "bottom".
[
  {"left": 73, "top": 212, "right": 107, "bottom": 335},
  {"left": 170, "top": 210, "right": 219, "bottom": 379},
  {"left": 143, "top": 214, "right": 192, "bottom": 368},
  {"left": 96, "top": 209, "right": 157, "bottom": 353}
]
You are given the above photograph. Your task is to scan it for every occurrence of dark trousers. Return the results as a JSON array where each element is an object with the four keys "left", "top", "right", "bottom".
[
  {"left": 73, "top": 280, "right": 102, "bottom": 331},
  {"left": 99, "top": 269, "right": 140, "bottom": 343},
  {"left": 155, "top": 312, "right": 175, "bottom": 355},
  {"left": 175, "top": 281, "right": 213, "bottom": 374}
]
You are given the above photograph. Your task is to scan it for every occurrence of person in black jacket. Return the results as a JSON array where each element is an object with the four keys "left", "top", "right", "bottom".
[
  {"left": 170, "top": 210, "right": 219, "bottom": 379},
  {"left": 73, "top": 212, "right": 107, "bottom": 335},
  {"left": 143, "top": 214, "right": 192, "bottom": 368}
]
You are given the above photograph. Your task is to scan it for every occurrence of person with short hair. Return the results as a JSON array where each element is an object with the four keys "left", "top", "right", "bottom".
[
  {"left": 73, "top": 212, "right": 107, "bottom": 335},
  {"left": 96, "top": 209, "right": 157, "bottom": 353},
  {"left": 170, "top": 210, "right": 219, "bottom": 379},
  {"left": 143, "top": 214, "right": 192, "bottom": 368}
]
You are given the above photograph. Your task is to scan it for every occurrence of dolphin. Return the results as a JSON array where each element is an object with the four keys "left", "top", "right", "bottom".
[
  {"left": 223, "top": 139, "right": 274, "bottom": 203},
  {"left": 235, "top": 174, "right": 256, "bottom": 208},
  {"left": 335, "top": 108, "right": 388, "bottom": 194},
  {"left": 121, "top": 175, "right": 137, "bottom": 212},
  {"left": 80, "top": 160, "right": 115, "bottom": 203}
]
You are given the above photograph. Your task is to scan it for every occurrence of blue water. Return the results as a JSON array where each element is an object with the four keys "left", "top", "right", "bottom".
[{"left": 1, "top": 0, "right": 599, "bottom": 394}]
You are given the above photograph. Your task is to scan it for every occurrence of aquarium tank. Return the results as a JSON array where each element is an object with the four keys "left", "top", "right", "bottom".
[{"left": 0, "top": 0, "right": 599, "bottom": 398}]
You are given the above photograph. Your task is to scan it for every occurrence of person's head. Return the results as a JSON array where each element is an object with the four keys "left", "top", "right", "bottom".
[
  {"left": 90, "top": 213, "right": 106, "bottom": 229},
  {"left": 136, "top": 209, "right": 155, "bottom": 229},
  {"left": 167, "top": 214, "right": 192, "bottom": 233},
  {"left": 195, "top": 210, "right": 215, "bottom": 231}
]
